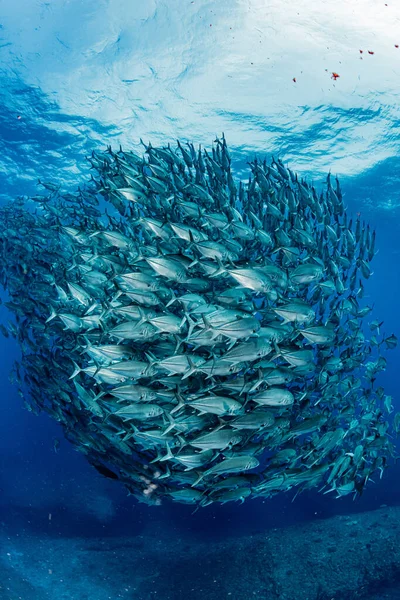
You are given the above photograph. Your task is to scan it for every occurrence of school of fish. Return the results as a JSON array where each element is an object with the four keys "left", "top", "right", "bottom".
[{"left": 0, "top": 135, "right": 398, "bottom": 506}]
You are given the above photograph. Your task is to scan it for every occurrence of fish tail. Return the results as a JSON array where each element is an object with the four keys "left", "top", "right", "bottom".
[
  {"left": 158, "top": 464, "right": 171, "bottom": 479},
  {"left": 184, "top": 312, "right": 197, "bottom": 341},
  {"left": 162, "top": 413, "right": 176, "bottom": 436},
  {"left": 166, "top": 289, "right": 177, "bottom": 308},
  {"left": 170, "top": 389, "right": 186, "bottom": 415},
  {"left": 144, "top": 352, "right": 158, "bottom": 375},
  {"left": 150, "top": 450, "right": 162, "bottom": 464},
  {"left": 209, "top": 257, "right": 227, "bottom": 279},
  {"left": 158, "top": 443, "right": 174, "bottom": 462},
  {"left": 136, "top": 307, "right": 148, "bottom": 326},
  {"left": 66, "top": 255, "right": 78, "bottom": 272},
  {"left": 45, "top": 307, "right": 58, "bottom": 323},
  {"left": 69, "top": 360, "right": 82, "bottom": 380},
  {"left": 176, "top": 434, "right": 186, "bottom": 448},
  {"left": 191, "top": 471, "right": 205, "bottom": 488}
]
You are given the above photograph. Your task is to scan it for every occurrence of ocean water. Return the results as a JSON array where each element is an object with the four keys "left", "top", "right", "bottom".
[{"left": 1, "top": 1, "right": 400, "bottom": 599}]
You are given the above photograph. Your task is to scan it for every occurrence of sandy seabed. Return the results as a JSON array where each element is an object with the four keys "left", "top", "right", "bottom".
[{"left": 1, "top": 505, "right": 400, "bottom": 600}]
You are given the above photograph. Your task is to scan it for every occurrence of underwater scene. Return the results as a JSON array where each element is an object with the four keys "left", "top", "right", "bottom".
[{"left": 1, "top": 1, "right": 400, "bottom": 599}]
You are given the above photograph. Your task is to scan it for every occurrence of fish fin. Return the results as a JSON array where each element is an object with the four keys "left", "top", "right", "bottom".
[
  {"left": 97, "top": 310, "right": 107, "bottom": 332},
  {"left": 186, "top": 227, "right": 197, "bottom": 252},
  {"left": 69, "top": 360, "right": 81, "bottom": 380},
  {"left": 144, "top": 352, "right": 158, "bottom": 375},
  {"left": 45, "top": 307, "right": 58, "bottom": 323},
  {"left": 242, "top": 393, "right": 251, "bottom": 410},
  {"left": 191, "top": 471, "right": 204, "bottom": 487},
  {"left": 178, "top": 315, "right": 186, "bottom": 330},
  {"left": 181, "top": 356, "right": 198, "bottom": 380},
  {"left": 159, "top": 442, "right": 174, "bottom": 462},
  {"left": 291, "top": 487, "right": 303, "bottom": 503},
  {"left": 176, "top": 434, "right": 186, "bottom": 448},
  {"left": 158, "top": 464, "right": 171, "bottom": 479},
  {"left": 80, "top": 334, "right": 92, "bottom": 351},
  {"left": 128, "top": 423, "right": 140, "bottom": 436},
  {"left": 166, "top": 289, "right": 177, "bottom": 308},
  {"left": 136, "top": 307, "right": 148, "bottom": 326},
  {"left": 173, "top": 334, "right": 182, "bottom": 354},
  {"left": 110, "top": 290, "right": 123, "bottom": 304},
  {"left": 162, "top": 414, "right": 176, "bottom": 436},
  {"left": 188, "top": 258, "right": 199, "bottom": 269},
  {"left": 209, "top": 257, "right": 227, "bottom": 279},
  {"left": 203, "top": 357, "right": 218, "bottom": 379},
  {"left": 170, "top": 394, "right": 185, "bottom": 415},
  {"left": 150, "top": 450, "right": 162, "bottom": 464},
  {"left": 248, "top": 369, "right": 263, "bottom": 394},
  {"left": 66, "top": 256, "right": 78, "bottom": 272},
  {"left": 226, "top": 338, "right": 237, "bottom": 351},
  {"left": 201, "top": 313, "right": 212, "bottom": 331},
  {"left": 184, "top": 312, "right": 197, "bottom": 341}
]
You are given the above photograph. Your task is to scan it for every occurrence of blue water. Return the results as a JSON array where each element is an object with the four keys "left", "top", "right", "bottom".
[{"left": 1, "top": 2, "right": 400, "bottom": 598}]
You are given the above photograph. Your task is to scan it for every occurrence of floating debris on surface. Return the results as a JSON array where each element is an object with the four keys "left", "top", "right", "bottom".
[{"left": 0, "top": 136, "right": 397, "bottom": 505}]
